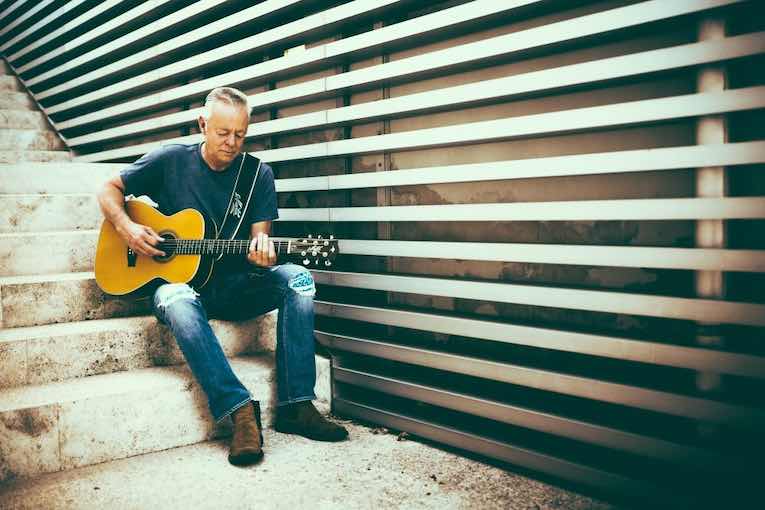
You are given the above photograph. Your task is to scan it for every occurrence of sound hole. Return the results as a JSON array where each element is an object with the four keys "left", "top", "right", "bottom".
[{"left": 154, "top": 231, "right": 177, "bottom": 262}]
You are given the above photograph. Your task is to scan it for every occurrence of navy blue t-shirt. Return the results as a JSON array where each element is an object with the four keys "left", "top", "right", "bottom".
[{"left": 120, "top": 142, "right": 278, "bottom": 277}]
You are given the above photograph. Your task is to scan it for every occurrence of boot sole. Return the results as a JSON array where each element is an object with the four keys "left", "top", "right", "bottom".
[{"left": 228, "top": 449, "right": 264, "bottom": 466}]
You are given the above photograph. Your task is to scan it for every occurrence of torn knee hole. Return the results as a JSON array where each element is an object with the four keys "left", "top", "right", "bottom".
[
  {"left": 156, "top": 284, "right": 199, "bottom": 308},
  {"left": 287, "top": 271, "right": 315, "bottom": 297}
]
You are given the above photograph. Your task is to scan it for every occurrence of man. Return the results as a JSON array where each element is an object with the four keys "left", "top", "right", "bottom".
[{"left": 97, "top": 86, "right": 348, "bottom": 467}]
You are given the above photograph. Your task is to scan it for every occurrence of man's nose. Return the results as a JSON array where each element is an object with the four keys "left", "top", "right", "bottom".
[{"left": 224, "top": 133, "right": 235, "bottom": 145}]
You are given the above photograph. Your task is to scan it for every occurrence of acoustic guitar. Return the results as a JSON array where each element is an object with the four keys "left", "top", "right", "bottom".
[{"left": 95, "top": 199, "right": 337, "bottom": 296}]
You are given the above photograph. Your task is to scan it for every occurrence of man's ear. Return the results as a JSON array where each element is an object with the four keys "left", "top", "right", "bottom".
[{"left": 198, "top": 116, "right": 206, "bottom": 134}]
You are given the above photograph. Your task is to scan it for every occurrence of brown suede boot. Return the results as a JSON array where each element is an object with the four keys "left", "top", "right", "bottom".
[
  {"left": 228, "top": 400, "right": 264, "bottom": 466},
  {"left": 274, "top": 401, "right": 348, "bottom": 442}
]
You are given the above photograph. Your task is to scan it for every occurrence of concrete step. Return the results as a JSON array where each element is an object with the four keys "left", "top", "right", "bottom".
[
  {"left": 0, "top": 109, "right": 47, "bottom": 129},
  {"left": 0, "top": 272, "right": 147, "bottom": 328},
  {"left": 0, "top": 128, "right": 66, "bottom": 151},
  {"left": 0, "top": 230, "right": 97, "bottom": 277},
  {"left": 0, "top": 75, "right": 21, "bottom": 92},
  {"left": 0, "top": 162, "right": 120, "bottom": 193},
  {"left": 0, "top": 150, "right": 72, "bottom": 164},
  {"left": 0, "top": 312, "right": 277, "bottom": 389},
  {"left": 0, "top": 353, "right": 332, "bottom": 482},
  {"left": 0, "top": 193, "right": 100, "bottom": 233},
  {"left": 0, "top": 420, "right": 585, "bottom": 510},
  {"left": 0, "top": 91, "right": 36, "bottom": 110}
]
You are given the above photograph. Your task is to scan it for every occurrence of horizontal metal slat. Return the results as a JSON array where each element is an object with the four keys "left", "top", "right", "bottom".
[
  {"left": 61, "top": 0, "right": 742, "bottom": 131},
  {"left": 313, "top": 301, "right": 765, "bottom": 377},
  {"left": 76, "top": 83, "right": 765, "bottom": 162},
  {"left": 334, "top": 366, "right": 734, "bottom": 468},
  {"left": 12, "top": 0, "right": 175, "bottom": 75},
  {"left": 0, "top": 0, "right": 55, "bottom": 40},
  {"left": 0, "top": 0, "right": 88, "bottom": 54},
  {"left": 0, "top": 1, "right": 29, "bottom": 28},
  {"left": 263, "top": 86, "right": 765, "bottom": 164},
  {"left": 328, "top": 239, "right": 765, "bottom": 272},
  {"left": 49, "top": 0, "right": 538, "bottom": 113},
  {"left": 26, "top": 0, "right": 231, "bottom": 89},
  {"left": 33, "top": 0, "right": 392, "bottom": 99},
  {"left": 21, "top": 0, "right": 304, "bottom": 85},
  {"left": 65, "top": 32, "right": 765, "bottom": 148},
  {"left": 310, "top": 270, "right": 765, "bottom": 326},
  {"left": 275, "top": 141, "right": 765, "bottom": 192},
  {"left": 279, "top": 197, "right": 765, "bottom": 222},
  {"left": 334, "top": 398, "right": 673, "bottom": 501},
  {"left": 5, "top": 0, "right": 124, "bottom": 61},
  {"left": 318, "top": 332, "right": 765, "bottom": 427}
]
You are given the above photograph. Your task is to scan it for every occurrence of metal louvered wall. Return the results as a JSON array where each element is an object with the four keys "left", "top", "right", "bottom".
[{"left": 2, "top": 0, "right": 763, "bottom": 505}]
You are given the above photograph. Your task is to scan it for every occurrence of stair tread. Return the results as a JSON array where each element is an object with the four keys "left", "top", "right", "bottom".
[
  {"left": 0, "top": 315, "right": 154, "bottom": 342},
  {"left": 0, "top": 230, "right": 98, "bottom": 277},
  {"left": 0, "top": 354, "right": 277, "bottom": 412},
  {"left": 0, "top": 163, "right": 121, "bottom": 193},
  {"left": 0, "top": 229, "right": 99, "bottom": 239},
  {"left": 0, "top": 192, "right": 93, "bottom": 197},
  {"left": 0, "top": 270, "right": 93, "bottom": 285},
  {"left": 0, "top": 311, "right": 276, "bottom": 390},
  {"left": 0, "top": 150, "right": 72, "bottom": 164},
  {"left": 0, "top": 162, "right": 121, "bottom": 169}
]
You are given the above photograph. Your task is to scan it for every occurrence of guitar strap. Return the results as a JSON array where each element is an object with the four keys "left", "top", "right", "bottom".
[{"left": 215, "top": 151, "right": 262, "bottom": 260}]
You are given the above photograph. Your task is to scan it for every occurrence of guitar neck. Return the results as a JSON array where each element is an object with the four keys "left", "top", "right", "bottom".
[{"left": 157, "top": 239, "right": 293, "bottom": 256}]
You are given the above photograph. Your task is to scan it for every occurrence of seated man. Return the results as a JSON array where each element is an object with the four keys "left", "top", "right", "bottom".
[{"left": 97, "top": 86, "right": 348, "bottom": 466}]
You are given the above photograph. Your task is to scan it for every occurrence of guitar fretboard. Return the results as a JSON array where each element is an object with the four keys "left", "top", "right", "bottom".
[{"left": 157, "top": 239, "right": 292, "bottom": 256}]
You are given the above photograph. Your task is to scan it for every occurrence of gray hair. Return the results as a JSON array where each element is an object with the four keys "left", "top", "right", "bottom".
[{"left": 201, "top": 87, "right": 250, "bottom": 119}]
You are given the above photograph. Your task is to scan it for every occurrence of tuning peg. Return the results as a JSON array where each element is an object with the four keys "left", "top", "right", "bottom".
[
  {"left": 322, "top": 252, "right": 328, "bottom": 257},
  {"left": 318, "top": 235, "right": 323, "bottom": 239},
  {"left": 314, "top": 258, "right": 319, "bottom": 265},
  {"left": 329, "top": 235, "right": 334, "bottom": 240},
  {"left": 301, "top": 250, "right": 307, "bottom": 256},
  {"left": 330, "top": 246, "right": 336, "bottom": 252},
  {"left": 303, "top": 258, "right": 310, "bottom": 265},
  {"left": 324, "top": 260, "right": 331, "bottom": 266}
]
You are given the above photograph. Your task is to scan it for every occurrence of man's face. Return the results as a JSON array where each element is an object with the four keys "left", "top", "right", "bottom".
[{"left": 199, "top": 101, "right": 249, "bottom": 168}]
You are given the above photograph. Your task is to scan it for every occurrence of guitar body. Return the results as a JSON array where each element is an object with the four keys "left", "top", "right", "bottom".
[{"left": 95, "top": 200, "right": 215, "bottom": 296}]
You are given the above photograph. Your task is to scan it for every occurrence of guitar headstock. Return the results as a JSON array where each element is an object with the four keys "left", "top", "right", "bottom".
[{"left": 293, "top": 234, "right": 339, "bottom": 268}]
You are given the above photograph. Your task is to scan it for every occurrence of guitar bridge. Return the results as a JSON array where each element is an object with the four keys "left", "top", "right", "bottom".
[{"left": 127, "top": 248, "right": 137, "bottom": 267}]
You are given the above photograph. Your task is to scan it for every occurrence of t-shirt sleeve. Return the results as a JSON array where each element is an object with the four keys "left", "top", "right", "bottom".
[
  {"left": 249, "top": 162, "right": 279, "bottom": 223},
  {"left": 119, "top": 147, "right": 167, "bottom": 199}
]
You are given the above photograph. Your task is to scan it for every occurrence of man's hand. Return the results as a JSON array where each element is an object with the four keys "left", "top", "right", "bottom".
[
  {"left": 118, "top": 221, "right": 165, "bottom": 257},
  {"left": 248, "top": 232, "right": 276, "bottom": 267}
]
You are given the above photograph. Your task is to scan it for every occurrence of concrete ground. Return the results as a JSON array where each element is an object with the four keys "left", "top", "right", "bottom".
[{"left": 0, "top": 418, "right": 615, "bottom": 510}]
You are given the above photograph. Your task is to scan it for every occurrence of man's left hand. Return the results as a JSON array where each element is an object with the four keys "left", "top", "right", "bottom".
[{"left": 247, "top": 232, "right": 277, "bottom": 267}]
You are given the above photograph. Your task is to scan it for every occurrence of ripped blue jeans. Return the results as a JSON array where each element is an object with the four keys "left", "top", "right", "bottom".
[{"left": 152, "top": 263, "right": 318, "bottom": 423}]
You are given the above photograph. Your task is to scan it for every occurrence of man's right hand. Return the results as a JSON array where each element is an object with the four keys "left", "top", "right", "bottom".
[{"left": 117, "top": 221, "right": 165, "bottom": 257}]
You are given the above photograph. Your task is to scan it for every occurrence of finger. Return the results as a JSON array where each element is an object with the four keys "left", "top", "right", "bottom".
[
  {"left": 140, "top": 231, "right": 158, "bottom": 247},
  {"left": 268, "top": 240, "right": 276, "bottom": 261},
  {"left": 139, "top": 237, "right": 164, "bottom": 256},
  {"left": 249, "top": 238, "right": 257, "bottom": 254},
  {"left": 134, "top": 241, "right": 152, "bottom": 256},
  {"left": 142, "top": 241, "right": 165, "bottom": 257},
  {"left": 261, "top": 233, "right": 269, "bottom": 253},
  {"left": 257, "top": 232, "right": 266, "bottom": 252},
  {"left": 146, "top": 226, "right": 164, "bottom": 242}
]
